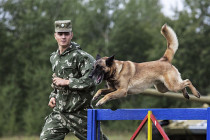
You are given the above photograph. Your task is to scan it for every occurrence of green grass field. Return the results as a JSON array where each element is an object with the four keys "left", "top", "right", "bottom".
[
  {"left": 0, "top": 121, "right": 147, "bottom": 140},
  {"left": 0, "top": 132, "right": 146, "bottom": 140}
]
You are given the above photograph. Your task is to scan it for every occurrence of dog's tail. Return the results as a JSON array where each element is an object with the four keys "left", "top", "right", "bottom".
[{"left": 160, "top": 24, "right": 178, "bottom": 63}]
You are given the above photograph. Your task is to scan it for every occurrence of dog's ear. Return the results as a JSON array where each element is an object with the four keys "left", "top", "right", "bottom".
[
  {"left": 96, "top": 54, "right": 101, "bottom": 60},
  {"left": 106, "top": 55, "right": 115, "bottom": 67}
]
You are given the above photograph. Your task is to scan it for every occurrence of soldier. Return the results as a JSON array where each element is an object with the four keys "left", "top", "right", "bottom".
[{"left": 40, "top": 20, "right": 107, "bottom": 140}]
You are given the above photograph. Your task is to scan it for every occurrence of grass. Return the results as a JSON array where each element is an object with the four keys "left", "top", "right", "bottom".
[
  {"left": 0, "top": 124, "right": 146, "bottom": 140},
  {"left": 0, "top": 132, "right": 146, "bottom": 140},
  {"left": 0, "top": 135, "right": 78, "bottom": 140},
  {"left": 103, "top": 131, "right": 146, "bottom": 140}
]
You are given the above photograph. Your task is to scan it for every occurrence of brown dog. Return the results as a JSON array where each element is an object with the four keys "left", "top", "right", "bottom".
[{"left": 89, "top": 24, "right": 200, "bottom": 106}]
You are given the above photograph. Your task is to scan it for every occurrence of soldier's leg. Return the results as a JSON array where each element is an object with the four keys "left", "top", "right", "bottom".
[
  {"left": 67, "top": 111, "right": 108, "bottom": 140},
  {"left": 40, "top": 113, "right": 69, "bottom": 140}
]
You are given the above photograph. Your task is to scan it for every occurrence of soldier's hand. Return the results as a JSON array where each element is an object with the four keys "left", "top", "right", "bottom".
[
  {"left": 53, "top": 77, "right": 70, "bottom": 86},
  {"left": 48, "top": 97, "right": 56, "bottom": 108}
]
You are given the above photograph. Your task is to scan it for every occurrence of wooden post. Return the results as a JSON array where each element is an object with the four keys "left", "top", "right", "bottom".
[
  {"left": 87, "top": 109, "right": 97, "bottom": 140},
  {"left": 207, "top": 108, "right": 210, "bottom": 140},
  {"left": 130, "top": 114, "right": 148, "bottom": 140},
  {"left": 87, "top": 109, "right": 93, "bottom": 140},
  {"left": 148, "top": 111, "right": 152, "bottom": 140}
]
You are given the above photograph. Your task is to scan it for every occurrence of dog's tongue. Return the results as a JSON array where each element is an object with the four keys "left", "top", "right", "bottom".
[{"left": 97, "top": 75, "right": 101, "bottom": 83}]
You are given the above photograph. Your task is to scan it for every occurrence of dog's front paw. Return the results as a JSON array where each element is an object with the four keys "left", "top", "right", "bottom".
[
  {"left": 92, "top": 95, "right": 99, "bottom": 101},
  {"left": 92, "top": 90, "right": 103, "bottom": 101},
  {"left": 95, "top": 100, "right": 103, "bottom": 107},
  {"left": 96, "top": 97, "right": 108, "bottom": 107}
]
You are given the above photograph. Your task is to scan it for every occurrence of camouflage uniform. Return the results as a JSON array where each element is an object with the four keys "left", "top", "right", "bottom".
[{"left": 40, "top": 41, "right": 107, "bottom": 140}]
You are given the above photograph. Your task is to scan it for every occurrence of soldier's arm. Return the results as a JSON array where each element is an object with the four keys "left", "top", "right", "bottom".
[
  {"left": 49, "top": 91, "right": 57, "bottom": 99},
  {"left": 68, "top": 55, "right": 95, "bottom": 90},
  {"left": 49, "top": 54, "right": 58, "bottom": 99},
  {"left": 48, "top": 89, "right": 57, "bottom": 108}
]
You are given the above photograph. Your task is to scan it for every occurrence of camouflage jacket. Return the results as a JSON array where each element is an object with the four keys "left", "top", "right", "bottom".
[{"left": 49, "top": 42, "right": 96, "bottom": 113}]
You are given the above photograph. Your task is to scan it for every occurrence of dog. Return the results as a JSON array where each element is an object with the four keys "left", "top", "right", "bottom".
[{"left": 89, "top": 24, "right": 200, "bottom": 106}]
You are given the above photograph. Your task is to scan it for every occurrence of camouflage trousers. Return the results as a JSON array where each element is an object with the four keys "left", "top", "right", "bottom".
[{"left": 40, "top": 110, "right": 108, "bottom": 140}]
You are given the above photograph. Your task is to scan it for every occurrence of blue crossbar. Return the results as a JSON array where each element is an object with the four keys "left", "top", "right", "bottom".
[{"left": 87, "top": 108, "right": 210, "bottom": 140}]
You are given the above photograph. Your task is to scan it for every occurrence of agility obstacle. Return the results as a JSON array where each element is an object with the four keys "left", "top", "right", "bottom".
[
  {"left": 130, "top": 111, "right": 169, "bottom": 140},
  {"left": 87, "top": 108, "right": 210, "bottom": 140}
]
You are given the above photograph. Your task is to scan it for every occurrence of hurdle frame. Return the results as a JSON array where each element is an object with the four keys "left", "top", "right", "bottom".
[{"left": 87, "top": 108, "right": 210, "bottom": 140}]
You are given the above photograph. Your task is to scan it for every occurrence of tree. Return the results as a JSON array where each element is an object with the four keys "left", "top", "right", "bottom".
[
  {"left": 0, "top": 0, "right": 59, "bottom": 135},
  {"left": 108, "top": 0, "right": 166, "bottom": 62}
]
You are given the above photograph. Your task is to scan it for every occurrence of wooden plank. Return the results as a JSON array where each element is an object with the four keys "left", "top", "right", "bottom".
[{"left": 96, "top": 108, "right": 207, "bottom": 120}]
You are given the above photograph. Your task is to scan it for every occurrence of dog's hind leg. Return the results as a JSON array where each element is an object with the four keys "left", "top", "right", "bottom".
[
  {"left": 96, "top": 89, "right": 127, "bottom": 106},
  {"left": 163, "top": 73, "right": 200, "bottom": 98},
  {"left": 155, "top": 82, "right": 190, "bottom": 99},
  {"left": 154, "top": 82, "right": 169, "bottom": 93},
  {"left": 182, "top": 79, "right": 200, "bottom": 98},
  {"left": 92, "top": 88, "right": 115, "bottom": 101},
  {"left": 182, "top": 88, "right": 189, "bottom": 99}
]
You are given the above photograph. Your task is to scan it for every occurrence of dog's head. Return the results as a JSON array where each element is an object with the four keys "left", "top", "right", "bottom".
[{"left": 89, "top": 54, "right": 115, "bottom": 84}]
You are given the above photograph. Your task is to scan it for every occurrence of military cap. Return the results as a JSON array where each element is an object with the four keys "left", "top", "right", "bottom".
[{"left": 54, "top": 20, "right": 72, "bottom": 32}]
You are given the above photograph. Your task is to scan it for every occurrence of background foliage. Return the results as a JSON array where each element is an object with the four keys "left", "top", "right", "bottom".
[{"left": 0, "top": 0, "right": 209, "bottom": 136}]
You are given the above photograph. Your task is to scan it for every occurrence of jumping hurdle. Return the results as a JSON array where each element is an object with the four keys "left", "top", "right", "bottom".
[{"left": 87, "top": 108, "right": 210, "bottom": 140}]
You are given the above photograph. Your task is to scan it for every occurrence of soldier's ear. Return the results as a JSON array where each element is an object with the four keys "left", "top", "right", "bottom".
[
  {"left": 106, "top": 55, "right": 115, "bottom": 67},
  {"left": 96, "top": 54, "right": 101, "bottom": 60},
  {"left": 70, "top": 32, "right": 74, "bottom": 38}
]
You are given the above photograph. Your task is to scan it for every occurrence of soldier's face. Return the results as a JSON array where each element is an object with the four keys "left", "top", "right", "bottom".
[{"left": 54, "top": 32, "right": 73, "bottom": 47}]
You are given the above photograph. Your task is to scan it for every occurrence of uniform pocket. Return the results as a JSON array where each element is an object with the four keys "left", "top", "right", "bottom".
[{"left": 63, "top": 66, "right": 76, "bottom": 78}]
